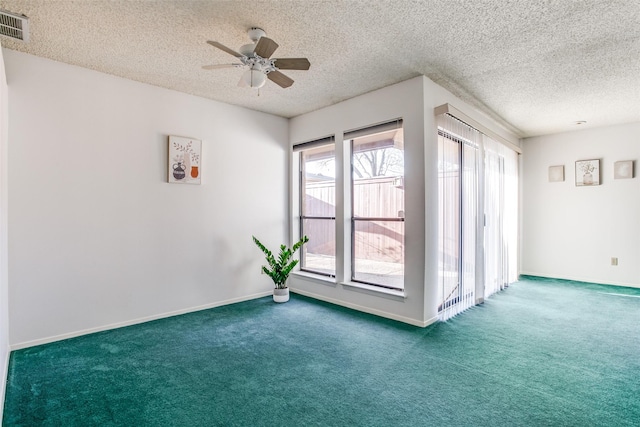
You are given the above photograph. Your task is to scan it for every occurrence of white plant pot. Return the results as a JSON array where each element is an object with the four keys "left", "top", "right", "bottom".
[{"left": 273, "top": 288, "right": 290, "bottom": 303}]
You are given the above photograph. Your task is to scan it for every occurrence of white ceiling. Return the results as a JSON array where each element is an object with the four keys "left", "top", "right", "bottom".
[{"left": 1, "top": 0, "right": 639, "bottom": 138}]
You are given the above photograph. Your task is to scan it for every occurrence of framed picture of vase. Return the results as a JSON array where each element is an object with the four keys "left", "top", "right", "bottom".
[
  {"left": 575, "top": 159, "right": 600, "bottom": 186},
  {"left": 168, "top": 135, "right": 202, "bottom": 185}
]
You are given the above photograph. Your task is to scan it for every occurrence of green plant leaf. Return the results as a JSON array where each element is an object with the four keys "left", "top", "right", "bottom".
[{"left": 252, "top": 235, "right": 309, "bottom": 288}]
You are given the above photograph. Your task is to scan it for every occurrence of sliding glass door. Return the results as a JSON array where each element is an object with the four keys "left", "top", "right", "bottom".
[
  {"left": 438, "top": 131, "right": 460, "bottom": 314},
  {"left": 437, "top": 114, "right": 519, "bottom": 320}
]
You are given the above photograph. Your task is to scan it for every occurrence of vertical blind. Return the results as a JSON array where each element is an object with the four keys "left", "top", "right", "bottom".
[
  {"left": 483, "top": 135, "right": 519, "bottom": 298},
  {"left": 437, "top": 114, "right": 481, "bottom": 320},
  {"left": 437, "top": 113, "right": 519, "bottom": 320}
]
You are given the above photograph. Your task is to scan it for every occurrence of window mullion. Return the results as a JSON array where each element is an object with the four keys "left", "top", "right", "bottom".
[{"left": 335, "top": 133, "right": 350, "bottom": 284}]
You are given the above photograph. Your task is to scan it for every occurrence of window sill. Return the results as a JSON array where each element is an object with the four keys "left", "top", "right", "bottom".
[
  {"left": 291, "top": 270, "right": 337, "bottom": 286},
  {"left": 291, "top": 272, "right": 406, "bottom": 300},
  {"left": 340, "top": 281, "right": 407, "bottom": 300}
]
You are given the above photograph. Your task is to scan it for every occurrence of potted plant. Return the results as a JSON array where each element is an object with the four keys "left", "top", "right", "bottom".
[{"left": 252, "top": 235, "right": 309, "bottom": 303}]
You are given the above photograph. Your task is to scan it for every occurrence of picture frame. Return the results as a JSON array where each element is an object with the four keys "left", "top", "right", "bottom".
[
  {"left": 548, "top": 165, "right": 564, "bottom": 182},
  {"left": 168, "top": 135, "right": 202, "bottom": 184},
  {"left": 575, "top": 159, "right": 600, "bottom": 186},
  {"left": 614, "top": 160, "right": 633, "bottom": 179}
]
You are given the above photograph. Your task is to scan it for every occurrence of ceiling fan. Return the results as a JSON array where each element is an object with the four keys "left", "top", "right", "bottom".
[{"left": 203, "top": 27, "right": 310, "bottom": 89}]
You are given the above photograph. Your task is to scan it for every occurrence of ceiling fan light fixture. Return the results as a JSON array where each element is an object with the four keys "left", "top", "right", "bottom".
[{"left": 242, "top": 67, "right": 266, "bottom": 88}]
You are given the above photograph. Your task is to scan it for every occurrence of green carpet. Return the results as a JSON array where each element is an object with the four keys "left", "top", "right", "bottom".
[{"left": 4, "top": 277, "right": 640, "bottom": 426}]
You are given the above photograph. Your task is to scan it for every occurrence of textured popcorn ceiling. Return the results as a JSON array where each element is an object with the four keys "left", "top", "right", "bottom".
[{"left": 1, "top": 0, "right": 639, "bottom": 137}]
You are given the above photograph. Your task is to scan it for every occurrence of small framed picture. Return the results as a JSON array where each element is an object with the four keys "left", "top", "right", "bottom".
[
  {"left": 614, "top": 160, "right": 633, "bottom": 179},
  {"left": 548, "top": 165, "right": 564, "bottom": 182},
  {"left": 168, "top": 136, "right": 202, "bottom": 184},
  {"left": 575, "top": 159, "right": 600, "bottom": 186}
]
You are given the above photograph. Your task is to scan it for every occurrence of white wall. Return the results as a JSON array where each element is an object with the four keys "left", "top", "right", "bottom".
[
  {"left": 0, "top": 46, "right": 10, "bottom": 421},
  {"left": 4, "top": 50, "right": 289, "bottom": 347},
  {"left": 522, "top": 122, "right": 640, "bottom": 287},
  {"left": 289, "top": 77, "right": 428, "bottom": 325},
  {"left": 289, "top": 76, "right": 520, "bottom": 326}
]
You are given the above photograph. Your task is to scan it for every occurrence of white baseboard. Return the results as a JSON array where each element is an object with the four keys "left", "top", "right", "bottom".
[
  {"left": 519, "top": 271, "right": 640, "bottom": 289},
  {"left": 291, "top": 288, "right": 437, "bottom": 328},
  {"left": 10, "top": 291, "right": 272, "bottom": 351}
]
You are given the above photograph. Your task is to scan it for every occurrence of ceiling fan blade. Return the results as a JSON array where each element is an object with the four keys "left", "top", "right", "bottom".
[
  {"left": 268, "top": 70, "right": 294, "bottom": 88},
  {"left": 207, "top": 41, "right": 244, "bottom": 58},
  {"left": 253, "top": 37, "right": 279, "bottom": 58},
  {"left": 238, "top": 75, "right": 249, "bottom": 88},
  {"left": 202, "top": 64, "right": 243, "bottom": 70},
  {"left": 273, "top": 58, "right": 310, "bottom": 70}
]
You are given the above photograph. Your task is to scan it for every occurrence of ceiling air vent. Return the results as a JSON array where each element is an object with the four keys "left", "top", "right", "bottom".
[{"left": 0, "top": 9, "right": 29, "bottom": 42}]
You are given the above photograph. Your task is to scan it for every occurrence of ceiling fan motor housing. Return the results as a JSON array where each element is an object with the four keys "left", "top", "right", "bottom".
[{"left": 247, "top": 27, "right": 266, "bottom": 43}]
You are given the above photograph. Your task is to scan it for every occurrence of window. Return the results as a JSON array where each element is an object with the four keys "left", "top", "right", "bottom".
[
  {"left": 298, "top": 139, "right": 336, "bottom": 277},
  {"left": 347, "top": 121, "right": 405, "bottom": 290}
]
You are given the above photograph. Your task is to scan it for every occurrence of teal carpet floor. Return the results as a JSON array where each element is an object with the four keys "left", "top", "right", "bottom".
[{"left": 4, "top": 277, "right": 640, "bottom": 426}]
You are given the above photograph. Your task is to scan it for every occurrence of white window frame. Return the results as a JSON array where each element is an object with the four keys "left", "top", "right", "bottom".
[
  {"left": 346, "top": 120, "right": 405, "bottom": 290},
  {"left": 294, "top": 136, "right": 336, "bottom": 278}
]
